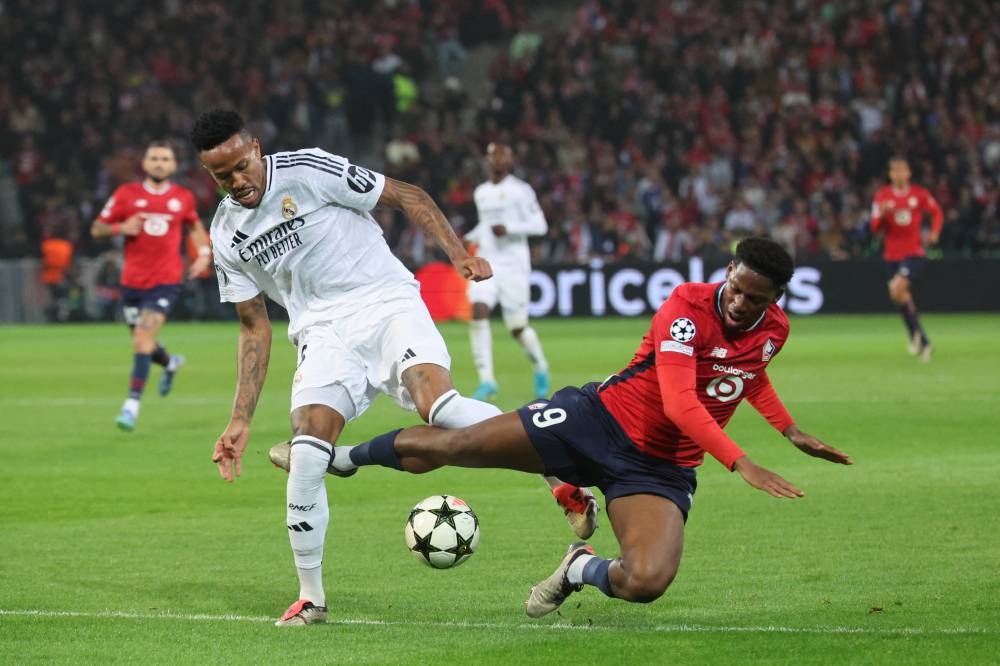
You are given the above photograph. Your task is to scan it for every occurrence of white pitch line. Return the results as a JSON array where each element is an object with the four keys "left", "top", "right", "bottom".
[{"left": 0, "top": 609, "right": 991, "bottom": 636}]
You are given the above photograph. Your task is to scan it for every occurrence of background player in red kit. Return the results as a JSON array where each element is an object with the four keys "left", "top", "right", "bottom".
[
  {"left": 300, "top": 237, "right": 852, "bottom": 617},
  {"left": 870, "top": 156, "right": 944, "bottom": 361},
  {"left": 91, "top": 140, "right": 212, "bottom": 431}
]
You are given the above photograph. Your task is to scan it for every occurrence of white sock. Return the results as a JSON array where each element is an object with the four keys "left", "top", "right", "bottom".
[
  {"left": 516, "top": 326, "right": 548, "bottom": 372},
  {"left": 567, "top": 553, "right": 596, "bottom": 585},
  {"left": 469, "top": 319, "right": 495, "bottom": 384},
  {"left": 330, "top": 446, "right": 357, "bottom": 472},
  {"left": 428, "top": 389, "right": 502, "bottom": 428},
  {"left": 123, "top": 397, "right": 140, "bottom": 415},
  {"left": 287, "top": 436, "right": 331, "bottom": 605}
]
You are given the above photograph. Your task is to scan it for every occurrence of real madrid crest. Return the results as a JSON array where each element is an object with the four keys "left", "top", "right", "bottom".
[{"left": 281, "top": 195, "right": 298, "bottom": 220}]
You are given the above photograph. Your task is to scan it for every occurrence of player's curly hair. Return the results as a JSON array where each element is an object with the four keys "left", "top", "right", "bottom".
[
  {"left": 189, "top": 109, "right": 247, "bottom": 152},
  {"left": 733, "top": 237, "right": 794, "bottom": 289}
]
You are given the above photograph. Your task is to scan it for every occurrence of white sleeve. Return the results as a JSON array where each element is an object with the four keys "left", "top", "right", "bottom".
[
  {"left": 210, "top": 221, "right": 261, "bottom": 303},
  {"left": 306, "top": 148, "right": 386, "bottom": 212},
  {"left": 506, "top": 185, "right": 547, "bottom": 236}
]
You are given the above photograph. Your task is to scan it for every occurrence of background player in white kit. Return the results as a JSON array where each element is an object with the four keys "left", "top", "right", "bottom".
[
  {"left": 466, "top": 143, "right": 551, "bottom": 402},
  {"left": 190, "top": 110, "right": 593, "bottom": 626},
  {"left": 465, "top": 143, "right": 597, "bottom": 530}
]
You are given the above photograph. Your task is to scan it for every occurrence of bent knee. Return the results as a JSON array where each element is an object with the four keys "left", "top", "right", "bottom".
[{"left": 620, "top": 567, "right": 676, "bottom": 603}]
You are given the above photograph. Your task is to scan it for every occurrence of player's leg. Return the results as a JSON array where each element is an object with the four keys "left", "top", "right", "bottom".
[
  {"left": 274, "top": 324, "right": 365, "bottom": 627},
  {"left": 468, "top": 278, "right": 499, "bottom": 400},
  {"left": 117, "top": 301, "right": 166, "bottom": 431},
  {"left": 276, "top": 402, "right": 346, "bottom": 627},
  {"left": 525, "top": 494, "right": 684, "bottom": 617},
  {"left": 342, "top": 412, "right": 547, "bottom": 474},
  {"left": 888, "top": 260, "right": 931, "bottom": 359},
  {"left": 499, "top": 271, "right": 549, "bottom": 399}
]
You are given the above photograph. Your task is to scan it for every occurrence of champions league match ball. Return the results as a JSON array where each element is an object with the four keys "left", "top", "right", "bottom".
[{"left": 404, "top": 495, "right": 480, "bottom": 569}]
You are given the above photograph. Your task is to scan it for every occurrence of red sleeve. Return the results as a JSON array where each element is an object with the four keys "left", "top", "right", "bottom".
[
  {"left": 98, "top": 186, "right": 129, "bottom": 224},
  {"left": 745, "top": 371, "right": 795, "bottom": 433},
  {"left": 651, "top": 297, "right": 746, "bottom": 470},
  {"left": 923, "top": 190, "right": 944, "bottom": 234},
  {"left": 183, "top": 191, "right": 200, "bottom": 225}
]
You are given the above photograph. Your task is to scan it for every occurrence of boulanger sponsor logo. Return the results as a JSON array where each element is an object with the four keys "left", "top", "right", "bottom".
[
  {"left": 527, "top": 258, "right": 824, "bottom": 317},
  {"left": 669, "top": 317, "right": 696, "bottom": 342},
  {"left": 346, "top": 164, "right": 377, "bottom": 193},
  {"left": 711, "top": 363, "right": 756, "bottom": 380}
]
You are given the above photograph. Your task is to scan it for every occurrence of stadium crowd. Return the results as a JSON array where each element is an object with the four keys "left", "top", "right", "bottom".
[{"left": 3, "top": 0, "right": 1000, "bottom": 280}]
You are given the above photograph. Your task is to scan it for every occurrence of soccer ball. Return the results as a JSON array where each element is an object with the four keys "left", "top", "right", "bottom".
[{"left": 404, "top": 495, "right": 480, "bottom": 569}]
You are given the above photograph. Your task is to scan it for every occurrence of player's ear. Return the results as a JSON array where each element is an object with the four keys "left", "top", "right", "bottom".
[{"left": 251, "top": 137, "right": 261, "bottom": 158}]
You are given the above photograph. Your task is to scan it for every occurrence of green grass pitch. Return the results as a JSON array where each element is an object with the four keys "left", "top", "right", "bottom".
[{"left": 1, "top": 314, "right": 998, "bottom": 664}]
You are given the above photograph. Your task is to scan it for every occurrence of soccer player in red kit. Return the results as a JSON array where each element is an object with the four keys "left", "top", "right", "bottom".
[
  {"left": 91, "top": 140, "right": 212, "bottom": 431},
  {"left": 870, "top": 156, "right": 944, "bottom": 361},
  {"left": 291, "top": 237, "right": 852, "bottom": 617}
]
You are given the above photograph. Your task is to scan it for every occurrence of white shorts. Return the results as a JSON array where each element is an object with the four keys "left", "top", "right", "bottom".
[
  {"left": 290, "top": 287, "right": 451, "bottom": 421},
  {"left": 467, "top": 269, "right": 529, "bottom": 329}
]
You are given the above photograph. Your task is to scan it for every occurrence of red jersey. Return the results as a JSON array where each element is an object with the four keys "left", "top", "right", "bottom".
[
  {"left": 599, "top": 282, "right": 794, "bottom": 470},
  {"left": 870, "top": 185, "right": 943, "bottom": 261},
  {"left": 99, "top": 182, "right": 200, "bottom": 288}
]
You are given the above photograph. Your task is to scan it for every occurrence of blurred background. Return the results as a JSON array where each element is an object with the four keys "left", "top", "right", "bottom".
[{"left": 1, "top": 0, "right": 998, "bottom": 323}]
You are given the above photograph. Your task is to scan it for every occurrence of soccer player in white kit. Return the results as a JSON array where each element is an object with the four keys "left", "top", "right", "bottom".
[
  {"left": 466, "top": 143, "right": 598, "bottom": 531},
  {"left": 466, "top": 143, "right": 551, "bottom": 401},
  {"left": 192, "top": 109, "right": 506, "bottom": 626}
]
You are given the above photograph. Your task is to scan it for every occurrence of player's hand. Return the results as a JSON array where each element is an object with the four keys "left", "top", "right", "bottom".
[
  {"left": 733, "top": 455, "right": 804, "bottom": 498},
  {"left": 187, "top": 255, "right": 212, "bottom": 279},
  {"left": 212, "top": 419, "right": 250, "bottom": 482},
  {"left": 925, "top": 231, "right": 940, "bottom": 246},
  {"left": 120, "top": 214, "right": 145, "bottom": 236},
  {"left": 455, "top": 256, "right": 493, "bottom": 282},
  {"left": 784, "top": 425, "right": 853, "bottom": 465},
  {"left": 491, "top": 224, "right": 508, "bottom": 237}
]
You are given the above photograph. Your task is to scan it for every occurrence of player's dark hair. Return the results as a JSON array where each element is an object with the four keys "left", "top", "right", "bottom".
[
  {"left": 146, "top": 139, "right": 175, "bottom": 154},
  {"left": 733, "top": 237, "right": 794, "bottom": 289},
  {"left": 888, "top": 154, "right": 910, "bottom": 165},
  {"left": 189, "top": 109, "right": 247, "bottom": 152}
]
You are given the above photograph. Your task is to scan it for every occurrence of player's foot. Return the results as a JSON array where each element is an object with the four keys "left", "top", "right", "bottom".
[
  {"left": 115, "top": 408, "right": 137, "bottom": 432},
  {"left": 525, "top": 541, "right": 594, "bottom": 619},
  {"left": 533, "top": 370, "right": 551, "bottom": 399},
  {"left": 268, "top": 441, "right": 357, "bottom": 478},
  {"left": 472, "top": 380, "right": 499, "bottom": 401},
  {"left": 908, "top": 331, "right": 921, "bottom": 356},
  {"left": 552, "top": 482, "right": 599, "bottom": 540},
  {"left": 158, "top": 354, "right": 185, "bottom": 396},
  {"left": 275, "top": 599, "right": 327, "bottom": 626},
  {"left": 919, "top": 342, "right": 933, "bottom": 363}
]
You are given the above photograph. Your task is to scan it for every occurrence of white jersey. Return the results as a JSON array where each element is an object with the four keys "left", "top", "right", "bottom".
[
  {"left": 465, "top": 174, "right": 546, "bottom": 272},
  {"left": 210, "top": 148, "right": 416, "bottom": 341}
]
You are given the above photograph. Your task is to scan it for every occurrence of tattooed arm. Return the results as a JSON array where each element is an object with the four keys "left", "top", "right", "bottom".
[
  {"left": 378, "top": 177, "right": 493, "bottom": 281},
  {"left": 212, "top": 294, "right": 272, "bottom": 482}
]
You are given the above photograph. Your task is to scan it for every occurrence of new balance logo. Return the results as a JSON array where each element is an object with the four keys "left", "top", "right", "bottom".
[
  {"left": 230, "top": 230, "right": 249, "bottom": 248},
  {"left": 287, "top": 521, "right": 314, "bottom": 532},
  {"left": 710, "top": 347, "right": 728, "bottom": 358},
  {"left": 400, "top": 348, "right": 416, "bottom": 363}
]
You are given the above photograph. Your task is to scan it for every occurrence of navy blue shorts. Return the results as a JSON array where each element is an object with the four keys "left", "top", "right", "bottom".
[
  {"left": 885, "top": 256, "right": 925, "bottom": 282},
  {"left": 517, "top": 383, "right": 697, "bottom": 520},
  {"left": 121, "top": 284, "right": 181, "bottom": 325}
]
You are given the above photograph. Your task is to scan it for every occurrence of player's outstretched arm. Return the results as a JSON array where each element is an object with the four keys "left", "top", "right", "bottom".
[
  {"left": 186, "top": 219, "right": 213, "bottom": 279},
  {"left": 213, "top": 294, "right": 272, "bottom": 482},
  {"left": 732, "top": 456, "right": 804, "bottom": 498},
  {"left": 378, "top": 177, "right": 493, "bottom": 281},
  {"left": 783, "top": 425, "right": 853, "bottom": 465}
]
